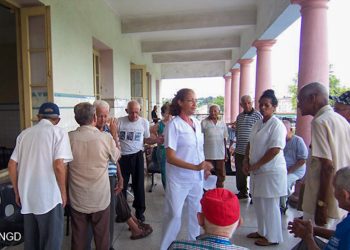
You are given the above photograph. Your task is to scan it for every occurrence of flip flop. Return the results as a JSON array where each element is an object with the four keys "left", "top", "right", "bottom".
[
  {"left": 254, "top": 238, "right": 279, "bottom": 246},
  {"left": 246, "top": 232, "right": 264, "bottom": 239}
]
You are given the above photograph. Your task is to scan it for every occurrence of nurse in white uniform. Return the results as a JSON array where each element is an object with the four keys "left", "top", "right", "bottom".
[
  {"left": 160, "top": 88, "right": 213, "bottom": 250},
  {"left": 243, "top": 89, "right": 287, "bottom": 246}
]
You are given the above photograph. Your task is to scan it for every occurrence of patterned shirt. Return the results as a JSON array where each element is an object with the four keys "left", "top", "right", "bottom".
[
  {"left": 103, "top": 125, "right": 117, "bottom": 176},
  {"left": 168, "top": 234, "right": 249, "bottom": 250},
  {"left": 235, "top": 109, "right": 262, "bottom": 155}
]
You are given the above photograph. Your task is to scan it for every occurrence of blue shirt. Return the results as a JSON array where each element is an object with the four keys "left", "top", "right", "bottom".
[
  {"left": 284, "top": 135, "right": 308, "bottom": 179},
  {"left": 324, "top": 213, "right": 350, "bottom": 250},
  {"left": 168, "top": 234, "right": 249, "bottom": 250},
  {"left": 103, "top": 125, "right": 117, "bottom": 176}
]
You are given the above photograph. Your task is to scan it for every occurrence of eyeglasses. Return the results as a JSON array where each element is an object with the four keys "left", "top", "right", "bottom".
[{"left": 184, "top": 99, "right": 197, "bottom": 103}]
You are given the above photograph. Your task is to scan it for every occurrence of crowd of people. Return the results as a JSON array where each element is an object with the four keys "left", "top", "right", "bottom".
[{"left": 6, "top": 84, "right": 350, "bottom": 250}]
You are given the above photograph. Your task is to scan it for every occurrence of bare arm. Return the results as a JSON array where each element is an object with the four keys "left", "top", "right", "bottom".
[
  {"left": 249, "top": 147, "right": 281, "bottom": 171},
  {"left": 115, "top": 162, "right": 124, "bottom": 194},
  {"left": 53, "top": 159, "right": 67, "bottom": 208},
  {"left": 144, "top": 136, "right": 163, "bottom": 145},
  {"left": 166, "top": 148, "right": 212, "bottom": 177},
  {"left": 313, "top": 226, "right": 334, "bottom": 239},
  {"left": 8, "top": 159, "right": 20, "bottom": 207},
  {"left": 315, "top": 157, "right": 334, "bottom": 226},
  {"left": 288, "top": 219, "right": 321, "bottom": 250},
  {"left": 288, "top": 159, "right": 306, "bottom": 174}
]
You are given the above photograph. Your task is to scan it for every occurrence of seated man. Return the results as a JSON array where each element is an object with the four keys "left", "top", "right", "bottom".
[
  {"left": 168, "top": 188, "right": 249, "bottom": 250},
  {"left": 288, "top": 166, "right": 350, "bottom": 250},
  {"left": 280, "top": 119, "right": 308, "bottom": 213}
]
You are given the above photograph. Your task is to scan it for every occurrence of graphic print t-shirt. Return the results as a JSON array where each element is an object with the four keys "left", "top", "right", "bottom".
[{"left": 118, "top": 116, "right": 150, "bottom": 155}]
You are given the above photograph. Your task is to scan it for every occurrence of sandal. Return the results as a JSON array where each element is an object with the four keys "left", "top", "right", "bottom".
[
  {"left": 130, "top": 228, "right": 152, "bottom": 240},
  {"left": 246, "top": 232, "right": 264, "bottom": 239},
  {"left": 138, "top": 222, "right": 153, "bottom": 232},
  {"left": 254, "top": 238, "right": 279, "bottom": 246}
]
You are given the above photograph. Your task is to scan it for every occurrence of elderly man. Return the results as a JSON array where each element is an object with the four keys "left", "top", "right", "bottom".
[
  {"left": 8, "top": 102, "right": 73, "bottom": 250},
  {"left": 68, "top": 102, "right": 120, "bottom": 250},
  {"left": 280, "top": 120, "right": 308, "bottom": 213},
  {"left": 297, "top": 82, "right": 350, "bottom": 227},
  {"left": 168, "top": 188, "right": 248, "bottom": 250},
  {"left": 201, "top": 104, "right": 228, "bottom": 187},
  {"left": 93, "top": 100, "right": 123, "bottom": 250},
  {"left": 330, "top": 90, "right": 350, "bottom": 122},
  {"left": 235, "top": 95, "right": 262, "bottom": 199},
  {"left": 288, "top": 167, "right": 350, "bottom": 249},
  {"left": 118, "top": 100, "right": 162, "bottom": 222}
]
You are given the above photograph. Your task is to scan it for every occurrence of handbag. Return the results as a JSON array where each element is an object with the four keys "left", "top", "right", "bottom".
[{"left": 115, "top": 192, "right": 131, "bottom": 223}]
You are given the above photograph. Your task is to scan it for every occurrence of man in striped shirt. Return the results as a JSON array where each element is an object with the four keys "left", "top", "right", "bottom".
[{"left": 235, "top": 95, "right": 262, "bottom": 199}]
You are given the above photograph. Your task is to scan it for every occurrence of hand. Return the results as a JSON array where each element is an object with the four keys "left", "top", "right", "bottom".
[
  {"left": 115, "top": 177, "right": 124, "bottom": 194},
  {"left": 14, "top": 193, "right": 21, "bottom": 207},
  {"left": 61, "top": 192, "right": 67, "bottom": 208},
  {"left": 288, "top": 218, "right": 313, "bottom": 240},
  {"left": 204, "top": 169, "right": 212, "bottom": 180},
  {"left": 315, "top": 204, "right": 328, "bottom": 226},
  {"left": 242, "top": 161, "right": 250, "bottom": 175},
  {"left": 248, "top": 163, "right": 259, "bottom": 172},
  {"left": 198, "top": 161, "right": 213, "bottom": 172},
  {"left": 109, "top": 117, "right": 118, "bottom": 138}
]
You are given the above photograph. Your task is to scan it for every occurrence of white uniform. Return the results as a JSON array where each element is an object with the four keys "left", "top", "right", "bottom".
[
  {"left": 249, "top": 115, "right": 287, "bottom": 243},
  {"left": 160, "top": 116, "right": 204, "bottom": 250}
]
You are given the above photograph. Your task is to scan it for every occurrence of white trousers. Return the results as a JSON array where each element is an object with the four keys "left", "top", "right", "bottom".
[
  {"left": 160, "top": 178, "right": 203, "bottom": 250},
  {"left": 254, "top": 197, "right": 283, "bottom": 243}
]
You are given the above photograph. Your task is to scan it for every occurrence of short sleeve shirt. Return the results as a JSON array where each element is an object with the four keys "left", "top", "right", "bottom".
[
  {"left": 201, "top": 118, "right": 228, "bottom": 160},
  {"left": 11, "top": 119, "right": 73, "bottom": 215},
  {"left": 118, "top": 116, "right": 150, "bottom": 155},
  {"left": 303, "top": 105, "right": 350, "bottom": 218},
  {"left": 249, "top": 116, "right": 287, "bottom": 197},
  {"left": 324, "top": 213, "right": 350, "bottom": 250},
  {"left": 165, "top": 116, "right": 204, "bottom": 183},
  {"left": 284, "top": 135, "right": 308, "bottom": 179}
]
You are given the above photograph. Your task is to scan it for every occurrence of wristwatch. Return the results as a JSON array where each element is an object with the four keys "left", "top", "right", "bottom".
[{"left": 317, "top": 200, "right": 327, "bottom": 207}]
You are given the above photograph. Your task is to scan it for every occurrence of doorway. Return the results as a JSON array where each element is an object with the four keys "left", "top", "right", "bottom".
[{"left": 0, "top": 3, "right": 20, "bottom": 169}]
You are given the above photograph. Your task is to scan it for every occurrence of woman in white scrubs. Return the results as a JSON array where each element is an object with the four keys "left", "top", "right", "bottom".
[
  {"left": 243, "top": 89, "right": 287, "bottom": 246},
  {"left": 160, "top": 88, "right": 212, "bottom": 250}
]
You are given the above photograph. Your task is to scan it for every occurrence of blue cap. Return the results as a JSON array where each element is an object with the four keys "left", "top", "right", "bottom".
[
  {"left": 330, "top": 91, "right": 350, "bottom": 105},
  {"left": 38, "top": 102, "right": 60, "bottom": 117}
]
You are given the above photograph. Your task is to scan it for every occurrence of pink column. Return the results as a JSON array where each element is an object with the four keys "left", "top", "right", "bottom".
[
  {"left": 156, "top": 79, "right": 160, "bottom": 105},
  {"left": 230, "top": 69, "right": 240, "bottom": 122},
  {"left": 292, "top": 0, "right": 329, "bottom": 146},
  {"left": 238, "top": 59, "right": 253, "bottom": 112},
  {"left": 253, "top": 39, "right": 276, "bottom": 109},
  {"left": 224, "top": 75, "right": 232, "bottom": 122}
]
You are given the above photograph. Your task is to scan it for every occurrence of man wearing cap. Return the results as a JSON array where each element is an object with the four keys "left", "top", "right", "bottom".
[
  {"left": 8, "top": 102, "right": 73, "bottom": 250},
  {"left": 330, "top": 90, "right": 350, "bottom": 122},
  {"left": 168, "top": 188, "right": 248, "bottom": 250}
]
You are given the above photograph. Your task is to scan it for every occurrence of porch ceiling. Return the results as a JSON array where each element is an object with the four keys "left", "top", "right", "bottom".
[{"left": 104, "top": 0, "right": 300, "bottom": 79}]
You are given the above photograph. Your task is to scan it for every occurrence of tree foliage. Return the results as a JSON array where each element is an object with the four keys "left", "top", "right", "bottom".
[{"left": 288, "top": 65, "right": 350, "bottom": 111}]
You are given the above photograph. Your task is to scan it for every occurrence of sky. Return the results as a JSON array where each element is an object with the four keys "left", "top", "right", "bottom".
[{"left": 161, "top": 0, "right": 350, "bottom": 99}]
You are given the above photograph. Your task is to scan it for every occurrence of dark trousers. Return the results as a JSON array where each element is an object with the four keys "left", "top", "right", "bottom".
[
  {"left": 208, "top": 159, "right": 226, "bottom": 187},
  {"left": 119, "top": 150, "right": 146, "bottom": 220},
  {"left": 71, "top": 206, "right": 110, "bottom": 250},
  {"left": 23, "top": 204, "right": 63, "bottom": 250},
  {"left": 235, "top": 153, "right": 248, "bottom": 194}
]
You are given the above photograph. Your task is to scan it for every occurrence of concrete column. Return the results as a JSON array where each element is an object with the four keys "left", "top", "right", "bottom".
[
  {"left": 253, "top": 39, "right": 276, "bottom": 109},
  {"left": 292, "top": 0, "right": 329, "bottom": 147},
  {"left": 230, "top": 69, "right": 240, "bottom": 122},
  {"left": 238, "top": 59, "right": 254, "bottom": 111},
  {"left": 224, "top": 75, "right": 232, "bottom": 122},
  {"left": 156, "top": 79, "right": 160, "bottom": 105}
]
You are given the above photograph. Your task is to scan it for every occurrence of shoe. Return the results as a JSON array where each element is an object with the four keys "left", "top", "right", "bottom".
[
  {"left": 254, "top": 238, "right": 279, "bottom": 246},
  {"left": 249, "top": 193, "right": 253, "bottom": 204},
  {"left": 236, "top": 192, "right": 248, "bottom": 199},
  {"left": 130, "top": 228, "right": 152, "bottom": 240},
  {"left": 138, "top": 222, "right": 153, "bottom": 232},
  {"left": 246, "top": 232, "right": 264, "bottom": 239}
]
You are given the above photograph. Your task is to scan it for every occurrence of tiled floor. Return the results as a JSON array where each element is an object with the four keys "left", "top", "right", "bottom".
[{"left": 6, "top": 174, "right": 303, "bottom": 250}]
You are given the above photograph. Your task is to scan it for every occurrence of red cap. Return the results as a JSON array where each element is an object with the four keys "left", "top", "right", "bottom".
[{"left": 200, "top": 188, "right": 240, "bottom": 226}]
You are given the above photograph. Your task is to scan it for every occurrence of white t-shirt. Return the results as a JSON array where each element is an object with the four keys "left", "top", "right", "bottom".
[
  {"left": 248, "top": 116, "right": 287, "bottom": 198},
  {"left": 10, "top": 119, "right": 73, "bottom": 215},
  {"left": 165, "top": 116, "right": 204, "bottom": 183},
  {"left": 201, "top": 118, "right": 228, "bottom": 160},
  {"left": 118, "top": 116, "right": 150, "bottom": 155}
]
